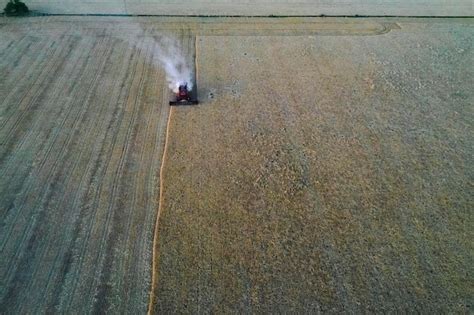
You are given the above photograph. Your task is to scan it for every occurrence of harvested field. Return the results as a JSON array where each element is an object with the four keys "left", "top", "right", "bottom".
[
  {"left": 152, "top": 19, "right": 473, "bottom": 313},
  {"left": 0, "top": 17, "right": 184, "bottom": 313}
]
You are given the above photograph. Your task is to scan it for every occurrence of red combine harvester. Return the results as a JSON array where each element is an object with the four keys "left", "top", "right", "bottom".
[{"left": 169, "top": 83, "right": 198, "bottom": 106}]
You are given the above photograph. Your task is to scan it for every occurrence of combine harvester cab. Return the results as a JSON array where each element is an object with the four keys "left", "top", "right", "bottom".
[{"left": 169, "top": 83, "right": 198, "bottom": 106}]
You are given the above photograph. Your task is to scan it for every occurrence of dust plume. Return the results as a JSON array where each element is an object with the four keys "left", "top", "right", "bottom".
[
  {"left": 149, "top": 36, "right": 193, "bottom": 93},
  {"left": 119, "top": 26, "right": 194, "bottom": 93}
]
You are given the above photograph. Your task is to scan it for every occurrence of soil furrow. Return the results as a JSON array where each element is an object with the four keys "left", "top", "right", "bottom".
[
  {"left": 15, "top": 39, "right": 119, "bottom": 314},
  {"left": 63, "top": 42, "right": 142, "bottom": 313},
  {"left": 1, "top": 38, "right": 114, "bottom": 310},
  {"left": 116, "top": 50, "right": 161, "bottom": 311},
  {"left": 90, "top": 39, "right": 151, "bottom": 314},
  {"left": 0, "top": 37, "right": 104, "bottom": 264},
  {"left": 0, "top": 37, "right": 71, "bottom": 149},
  {"left": 42, "top": 40, "right": 137, "bottom": 314},
  {"left": 0, "top": 38, "right": 85, "bottom": 279}
]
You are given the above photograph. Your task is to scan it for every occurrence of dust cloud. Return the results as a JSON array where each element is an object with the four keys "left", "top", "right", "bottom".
[{"left": 118, "top": 26, "right": 193, "bottom": 93}]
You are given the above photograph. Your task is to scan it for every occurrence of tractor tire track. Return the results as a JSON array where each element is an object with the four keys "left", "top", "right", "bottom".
[
  {"left": 0, "top": 36, "right": 72, "bottom": 160},
  {"left": 0, "top": 38, "right": 84, "bottom": 281},
  {"left": 0, "top": 35, "right": 44, "bottom": 97},
  {"left": 0, "top": 37, "right": 103, "bottom": 264},
  {"left": 39, "top": 40, "right": 137, "bottom": 314},
  {"left": 0, "top": 38, "right": 114, "bottom": 306},
  {"left": 13, "top": 39, "right": 118, "bottom": 314},
  {"left": 115, "top": 50, "right": 165, "bottom": 312},
  {"left": 89, "top": 39, "right": 151, "bottom": 314},
  {"left": 0, "top": 38, "right": 77, "bottom": 221},
  {"left": 62, "top": 42, "right": 142, "bottom": 313}
]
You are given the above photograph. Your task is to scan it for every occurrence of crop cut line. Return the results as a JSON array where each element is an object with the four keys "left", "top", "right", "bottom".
[{"left": 147, "top": 100, "right": 173, "bottom": 315}]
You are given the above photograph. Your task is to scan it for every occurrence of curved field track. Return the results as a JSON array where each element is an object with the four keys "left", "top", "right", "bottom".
[{"left": 0, "top": 17, "right": 181, "bottom": 313}]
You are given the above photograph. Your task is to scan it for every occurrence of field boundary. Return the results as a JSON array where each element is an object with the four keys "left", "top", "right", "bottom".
[{"left": 6, "top": 12, "right": 473, "bottom": 18}]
